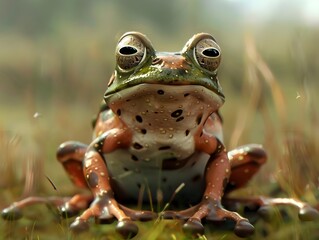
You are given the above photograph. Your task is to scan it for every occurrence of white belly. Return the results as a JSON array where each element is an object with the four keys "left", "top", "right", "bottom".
[{"left": 104, "top": 149, "right": 210, "bottom": 204}]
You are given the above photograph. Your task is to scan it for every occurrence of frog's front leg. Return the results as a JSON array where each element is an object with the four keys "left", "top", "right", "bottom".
[
  {"left": 70, "top": 129, "right": 156, "bottom": 239},
  {"left": 164, "top": 138, "right": 254, "bottom": 238},
  {"left": 188, "top": 150, "right": 254, "bottom": 237}
]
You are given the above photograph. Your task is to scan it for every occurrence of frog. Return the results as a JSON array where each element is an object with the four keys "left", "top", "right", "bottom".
[{"left": 2, "top": 32, "right": 318, "bottom": 239}]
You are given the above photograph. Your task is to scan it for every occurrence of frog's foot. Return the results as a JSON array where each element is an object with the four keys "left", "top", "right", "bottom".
[
  {"left": 163, "top": 197, "right": 254, "bottom": 238},
  {"left": 223, "top": 196, "right": 319, "bottom": 222},
  {"left": 2, "top": 196, "right": 70, "bottom": 221},
  {"left": 70, "top": 193, "right": 156, "bottom": 239}
]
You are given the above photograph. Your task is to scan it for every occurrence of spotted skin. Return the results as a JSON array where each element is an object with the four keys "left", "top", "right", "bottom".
[{"left": 2, "top": 32, "right": 318, "bottom": 239}]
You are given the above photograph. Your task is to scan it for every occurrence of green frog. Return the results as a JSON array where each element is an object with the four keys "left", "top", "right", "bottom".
[{"left": 2, "top": 32, "right": 318, "bottom": 239}]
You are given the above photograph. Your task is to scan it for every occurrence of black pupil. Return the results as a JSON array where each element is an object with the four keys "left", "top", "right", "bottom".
[
  {"left": 202, "top": 48, "right": 219, "bottom": 57},
  {"left": 119, "top": 46, "right": 138, "bottom": 55}
]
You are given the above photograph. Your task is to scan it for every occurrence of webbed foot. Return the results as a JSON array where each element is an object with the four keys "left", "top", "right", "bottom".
[
  {"left": 2, "top": 196, "right": 69, "bottom": 221},
  {"left": 70, "top": 192, "right": 156, "bottom": 239},
  {"left": 224, "top": 196, "right": 319, "bottom": 222},
  {"left": 163, "top": 197, "right": 254, "bottom": 238}
]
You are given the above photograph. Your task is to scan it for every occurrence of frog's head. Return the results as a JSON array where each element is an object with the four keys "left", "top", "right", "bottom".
[
  {"left": 105, "top": 31, "right": 224, "bottom": 101},
  {"left": 104, "top": 32, "right": 225, "bottom": 132}
]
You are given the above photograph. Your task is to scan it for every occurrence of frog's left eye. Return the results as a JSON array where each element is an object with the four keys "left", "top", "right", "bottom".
[
  {"left": 194, "top": 38, "right": 221, "bottom": 72},
  {"left": 116, "top": 35, "right": 146, "bottom": 70}
]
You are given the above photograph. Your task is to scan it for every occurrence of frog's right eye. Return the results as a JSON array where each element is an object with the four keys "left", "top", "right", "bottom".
[{"left": 116, "top": 35, "right": 145, "bottom": 70}]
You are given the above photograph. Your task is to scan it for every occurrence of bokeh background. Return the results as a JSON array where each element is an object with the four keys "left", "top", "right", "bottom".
[{"left": 0, "top": 0, "right": 318, "bottom": 239}]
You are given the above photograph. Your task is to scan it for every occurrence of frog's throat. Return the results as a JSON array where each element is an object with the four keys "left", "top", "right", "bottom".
[
  {"left": 106, "top": 83, "right": 223, "bottom": 134},
  {"left": 105, "top": 77, "right": 225, "bottom": 103}
]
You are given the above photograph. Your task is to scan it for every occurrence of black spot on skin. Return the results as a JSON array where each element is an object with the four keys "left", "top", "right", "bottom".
[
  {"left": 162, "top": 177, "right": 167, "bottom": 183},
  {"left": 192, "top": 174, "right": 201, "bottom": 182},
  {"left": 196, "top": 114, "right": 203, "bottom": 125},
  {"left": 176, "top": 116, "right": 184, "bottom": 122},
  {"left": 123, "top": 167, "right": 129, "bottom": 172},
  {"left": 117, "top": 109, "right": 121, "bottom": 116},
  {"left": 131, "top": 155, "right": 138, "bottom": 161},
  {"left": 141, "top": 129, "right": 147, "bottom": 134},
  {"left": 87, "top": 172, "right": 99, "bottom": 188},
  {"left": 137, "top": 183, "right": 141, "bottom": 188},
  {"left": 171, "top": 109, "right": 183, "bottom": 118},
  {"left": 184, "top": 93, "right": 190, "bottom": 97},
  {"left": 157, "top": 89, "right": 165, "bottom": 95},
  {"left": 135, "top": 115, "right": 143, "bottom": 123},
  {"left": 133, "top": 142, "right": 143, "bottom": 149},
  {"left": 185, "top": 129, "right": 190, "bottom": 136},
  {"left": 225, "top": 181, "right": 236, "bottom": 193},
  {"left": 162, "top": 157, "right": 188, "bottom": 170},
  {"left": 158, "top": 146, "right": 171, "bottom": 150}
]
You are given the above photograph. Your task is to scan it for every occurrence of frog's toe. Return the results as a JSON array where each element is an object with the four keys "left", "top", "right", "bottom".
[
  {"left": 257, "top": 205, "right": 276, "bottom": 222},
  {"left": 70, "top": 217, "right": 90, "bottom": 233},
  {"left": 136, "top": 211, "right": 157, "bottom": 222},
  {"left": 182, "top": 218, "right": 205, "bottom": 237},
  {"left": 116, "top": 219, "right": 139, "bottom": 239},
  {"left": 161, "top": 210, "right": 177, "bottom": 219},
  {"left": 59, "top": 204, "right": 79, "bottom": 219},
  {"left": 1, "top": 205, "right": 23, "bottom": 220},
  {"left": 298, "top": 206, "right": 319, "bottom": 221},
  {"left": 234, "top": 219, "right": 255, "bottom": 238}
]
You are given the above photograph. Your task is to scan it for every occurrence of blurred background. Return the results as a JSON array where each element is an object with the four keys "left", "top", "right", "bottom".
[{"left": 0, "top": 0, "right": 318, "bottom": 239}]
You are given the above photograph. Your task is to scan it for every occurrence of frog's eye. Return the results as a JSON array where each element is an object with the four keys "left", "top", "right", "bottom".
[
  {"left": 116, "top": 35, "right": 145, "bottom": 70},
  {"left": 194, "top": 38, "right": 221, "bottom": 72}
]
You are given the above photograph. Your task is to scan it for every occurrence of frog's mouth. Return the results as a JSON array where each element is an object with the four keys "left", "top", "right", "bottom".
[{"left": 106, "top": 83, "right": 224, "bottom": 132}]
